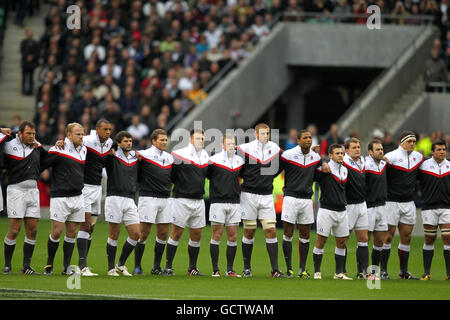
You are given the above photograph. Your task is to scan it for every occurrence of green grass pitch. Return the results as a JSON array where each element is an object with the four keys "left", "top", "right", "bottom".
[{"left": 0, "top": 218, "right": 448, "bottom": 300}]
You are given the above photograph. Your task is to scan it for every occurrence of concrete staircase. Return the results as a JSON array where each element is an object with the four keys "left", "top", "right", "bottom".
[
  {"left": 0, "top": 4, "right": 49, "bottom": 126},
  {"left": 359, "top": 75, "right": 426, "bottom": 147}
]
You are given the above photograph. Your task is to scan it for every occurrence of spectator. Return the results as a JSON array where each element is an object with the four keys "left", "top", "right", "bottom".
[
  {"left": 383, "top": 131, "right": 397, "bottom": 154},
  {"left": 94, "top": 75, "right": 121, "bottom": 101},
  {"left": 204, "top": 21, "right": 223, "bottom": 47},
  {"left": 119, "top": 85, "right": 139, "bottom": 123},
  {"left": 285, "top": 129, "right": 298, "bottom": 150},
  {"left": 425, "top": 47, "right": 448, "bottom": 91},
  {"left": 127, "top": 115, "right": 150, "bottom": 141},
  {"left": 188, "top": 81, "right": 208, "bottom": 105},
  {"left": 20, "top": 27, "right": 40, "bottom": 96},
  {"left": 319, "top": 123, "right": 344, "bottom": 158},
  {"left": 84, "top": 36, "right": 106, "bottom": 62},
  {"left": 251, "top": 15, "right": 270, "bottom": 40},
  {"left": 333, "top": 0, "right": 352, "bottom": 23},
  {"left": 307, "top": 123, "right": 320, "bottom": 146}
]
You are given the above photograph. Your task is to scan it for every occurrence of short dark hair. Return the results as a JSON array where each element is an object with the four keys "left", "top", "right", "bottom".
[
  {"left": 344, "top": 137, "right": 360, "bottom": 150},
  {"left": 368, "top": 139, "right": 383, "bottom": 151},
  {"left": 19, "top": 121, "right": 35, "bottom": 133},
  {"left": 328, "top": 143, "right": 343, "bottom": 155},
  {"left": 297, "top": 129, "right": 310, "bottom": 140},
  {"left": 96, "top": 119, "right": 111, "bottom": 128},
  {"left": 115, "top": 131, "right": 132, "bottom": 143},
  {"left": 190, "top": 128, "right": 205, "bottom": 137},
  {"left": 431, "top": 139, "right": 447, "bottom": 151},
  {"left": 151, "top": 129, "right": 168, "bottom": 142}
]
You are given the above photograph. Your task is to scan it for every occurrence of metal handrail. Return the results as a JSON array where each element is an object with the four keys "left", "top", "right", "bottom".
[{"left": 426, "top": 81, "right": 450, "bottom": 93}]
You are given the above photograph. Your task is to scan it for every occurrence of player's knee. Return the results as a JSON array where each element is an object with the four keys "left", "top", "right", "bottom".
[
  {"left": 28, "top": 229, "right": 38, "bottom": 240},
  {"left": 8, "top": 228, "right": 20, "bottom": 239},
  {"left": 260, "top": 219, "right": 276, "bottom": 230},
  {"left": 441, "top": 229, "right": 450, "bottom": 244},
  {"left": 243, "top": 219, "right": 257, "bottom": 230},
  {"left": 130, "top": 231, "right": 140, "bottom": 241}
]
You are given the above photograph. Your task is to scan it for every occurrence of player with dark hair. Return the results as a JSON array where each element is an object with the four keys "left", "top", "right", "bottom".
[
  {"left": 163, "top": 128, "right": 209, "bottom": 276},
  {"left": 418, "top": 139, "right": 450, "bottom": 280},
  {"left": 313, "top": 144, "right": 352, "bottom": 280},
  {"left": 3, "top": 121, "right": 45, "bottom": 275},
  {"left": 280, "top": 129, "right": 322, "bottom": 278},
  {"left": 237, "top": 123, "right": 285, "bottom": 278},
  {"left": 207, "top": 134, "right": 244, "bottom": 277},
  {"left": 343, "top": 137, "right": 371, "bottom": 279},
  {"left": 105, "top": 131, "right": 140, "bottom": 276},
  {"left": 133, "top": 129, "right": 174, "bottom": 275},
  {"left": 77, "top": 119, "right": 112, "bottom": 276},
  {"left": 365, "top": 139, "right": 388, "bottom": 277},
  {"left": 42, "top": 123, "right": 87, "bottom": 275},
  {"left": 382, "top": 131, "right": 423, "bottom": 280}
]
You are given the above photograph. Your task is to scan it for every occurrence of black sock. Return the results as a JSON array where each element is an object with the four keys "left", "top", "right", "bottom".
[
  {"left": 165, "top": 241, "right": 178, "bottom": 270},
  {"left": 153, "top": 239, "right": 166, "bottom": 269},
  {"left": 282, "top": 238, "right": 292, "bottom": 271},
  {"left": 371, "top": 247, "right": 382, "bottom": 272},
  {"left": 313, "top": 248, "right": 323, "bottom": 273},
  {"left": 63, "top": 238, "right": 76, "bottom": 270},
  {"left": 210, "top": 242, "right": 220, "bottom": 272},
  {"left": 23, "top": 238, "right": 36, "bottom": 269},
  {"left": 134, "top": 242, "right": 146, "bottom": 268},
  {"left": 188, "top": 242, "right": 200, "bottom": 270},
  {"left": 299, "top": 240, "right": 310, "bottom": 272},
  {"left": 381, "top": 246, "right": 391, "bottom": 273},
  {"left": 444, "top": 249, "right": 450, "bottom": 276},
  {"left": 242, "top": 238, "right": 253, "bottom": 270},
  {"left": 107, "top": 242, "right": 117, "bottom": 271},
  {"left": 87, "top": 238, "right": 92, "bottom": 256},
  {"left": 226, "top": 242, "right": 237, "bottom": 272},
  {"left": 118, "top": 238, "right": 137, "bottom": 266},
  {"left": 398, "top": 247, "right": 410, "bottom": 274},
  {"left": 77, "top": 238, "right": 89, "bottom": 269},
  {"left": 423, "top": 246, "right": 434, "bottom": 274},
  {"left": 4, "top": 238, "right": 16, "bottom": 269},
  {"left": 357, "top": 244, "right": 369, "bottom": 274},
  {"left": 47, "top": 236, "right": 60, "bottom": 266},
  {"left": 335, "top": 253, "right": 346, "bottom": 274},
  {"left": 266, "top": 239, "right": 279, "bottom": 271}
]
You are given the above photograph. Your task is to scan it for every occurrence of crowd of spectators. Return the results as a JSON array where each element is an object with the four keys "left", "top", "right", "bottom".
[{"left": 7, "top": 0, "right": 449, "bottom": 149}]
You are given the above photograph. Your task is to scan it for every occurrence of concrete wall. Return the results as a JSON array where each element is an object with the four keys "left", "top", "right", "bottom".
[
  {"left": 395, "top": 93, "right": 450, "bottom": 136},
  {"left": 285, "top": 24, "right": 426, "bottom": 68}
]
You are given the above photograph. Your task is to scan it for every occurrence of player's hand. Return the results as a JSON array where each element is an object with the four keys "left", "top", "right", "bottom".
[
  {"left": 311, "top": 145, "right": 320, "bottom": 153},
  {"left": 55, "top": 140, "right": 65, "bottom": 150},
  {"left": 110, "top": 149, "right": 116, "bottom": 156},
  {"left": 322, "top": 162, "right": 331, "bottom": 173},
  {"left": 31, "top": 139, "right": 41, "bottom": 149},
  {"left": 0, "top": 128, "right": 11, "bottom": 135},
  {"left": 135, "top": 151, "right": 142, "bottom": 160},
  {"left": 383, "top": 156, "right": 389, "bottom": 163}
]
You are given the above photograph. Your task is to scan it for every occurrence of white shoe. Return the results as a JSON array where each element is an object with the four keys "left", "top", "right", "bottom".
[
  {"left": 314, "top": 272, "right": 322, "bottom": 279},
  {"left": 80, "top": 267, "right": 98, "bottom": 276},
  {"left": 115, "top": 264, "right": 132, "bottom": 276},
  {"left": 107, "top": 268, "right": 119, "bottom": 276},
  {"left": 334, "top": 273, "right": 353, "bottom": 280}
]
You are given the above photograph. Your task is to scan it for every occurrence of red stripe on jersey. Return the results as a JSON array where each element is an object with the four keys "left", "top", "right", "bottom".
[
  {"left": 238, "top": 146, "right": 281, "bottom": 165},
  {"left": 172, "top": 152, "right": 208, "bottom": 168},
  {"left": 281, "top": 156, "right": 320, "bottom": 168},
  {"left": 343, "top": 161, "right": 365, "bottom": 173},
  {"left": 419, "top": 169, "right": 450, "bottom": 178},
  {"left": 365, "top": 166, "right": 386, "bottom": 175},
  {"left": 388, "top": 158, "right": 423, "bottom": 172},
  {"left": 330, "top": 173, "right": 346, "bottom": 184},
  {"left": 208, "top": 160, "right": 242, "bottom": 172},
  {"left": 86, "top": 146, "right": 110, "bottom": 157},
  {"left": 0, "top": 135, "right": 7, "bottom": 144},
  {"left": 5, "top": 154, "right": 24, "bottom": 161},
  {"left": 141, "top": 156, "right": 172, "bottom": 169},
  {"left": 114, "top": 155, "right": 138, "bottom": 167},
  {"left": 48, "top": 151, "right": 86, "bottom": 164}
]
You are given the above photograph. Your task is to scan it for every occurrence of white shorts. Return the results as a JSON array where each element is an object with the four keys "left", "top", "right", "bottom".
[
  {"left": 209, "top": 203, "right": 241, "bottom": 226},
  {"left": 316, "top": 208, "right": 349, "bottom": 238},
  {"left": 138, "top": 197, "right": 172, "bottom": 224},
  {"left": 105, "top": 196, "right": 140, "bottom": 226},
  {"left": 0, "top": 185, "right": 3, "bottom": 212},
  {"left": 82, "top": 184, "right": 102, "bottom": 216},
  {"left": 172, "top": 198, "right": 206, "bottom": 229},
  {"left": 422, "top": 209, "right": 450, "bottom": 226},
  {"left": 367, "top": 205, "right": 388, "bottom": 232},
  {"left": 386, "top": 201, "right": 416, "bottom": 226},
  {"left": 346, "top": 202, "right": 369, "bottom": 231},
  {"left": 240, "top": 192, "right": 275, "bottom": 221},
  {"left": 281, "top": 196, "right": 314, "bottom": 225},
  {"left": 7, "top": 184, "right": 40, "bottom": 219},
  {"left": 50, "top": 195, "right": 85, "bottom": 223}
]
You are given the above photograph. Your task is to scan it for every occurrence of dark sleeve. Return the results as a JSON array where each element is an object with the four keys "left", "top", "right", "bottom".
[
  {"left": 313, "top": 166, "right": 323, "bottom": 182},
  {"left": 274, "top": 152, "right": 284, "bottom": 177},
  {"left": 40, "top": 149, "right": 58, "bottom": 171},
  {"left": 206, "top": 163, "right": 213, "bottom": 180}
]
